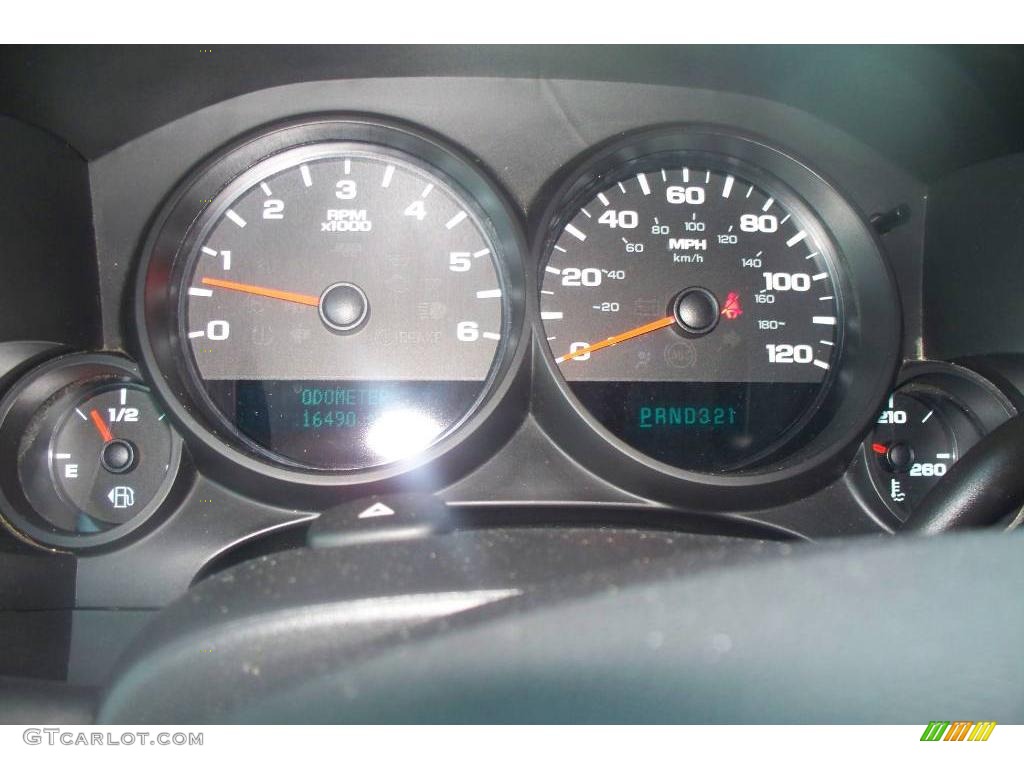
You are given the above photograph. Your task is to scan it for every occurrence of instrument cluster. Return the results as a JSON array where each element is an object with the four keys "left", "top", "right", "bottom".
[{"left": 0, "top": 98, "right": 1017, "bottom": 553}]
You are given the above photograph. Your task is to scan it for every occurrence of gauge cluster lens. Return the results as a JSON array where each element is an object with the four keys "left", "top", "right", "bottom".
[
  {"left": 541, "top": 156, "right": 840, "bottom": 472},
  {"left": 140, "top": 121, "right": 896, "bottom": 496},
  {"left": 178, "top": 143, "right": 510, "bottom": 471}
]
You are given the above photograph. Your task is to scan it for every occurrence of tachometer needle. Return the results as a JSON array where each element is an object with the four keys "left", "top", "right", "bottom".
[
  {"left": 89, "top": 408, "right": 114, "bottom": 443},
  {"left": 556, "top": 315, "right": 676, "bottom": 363},
  {"left": 200, "top": 277, "right": 321, "bottom": 307}
]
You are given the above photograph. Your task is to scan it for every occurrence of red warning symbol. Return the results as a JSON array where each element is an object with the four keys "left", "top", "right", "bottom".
[{"left": 721, "top": 291, "right": 743, "bottom": 320}]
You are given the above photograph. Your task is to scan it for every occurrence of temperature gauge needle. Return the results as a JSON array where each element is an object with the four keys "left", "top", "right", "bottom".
[
  {"left": 557, "top": 315, "right": 676, "bottom": 363},
  {"left": 89, "top": 409, "right": 114, "bottom": 443},
  {"left": 200, "top": 277, "right": 321, "bottom": 307}
]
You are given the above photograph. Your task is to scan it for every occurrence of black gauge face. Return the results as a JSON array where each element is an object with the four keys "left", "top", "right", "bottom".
[
  {"left": 40, "top": 385, "right": 174, "bottom": 531},
  {"left": 179, "top": 144, "right": 508, "bottom": 471},
  {"left": 866, "top": 391, "right": 958, "bottom": 520},
  {"left": 540, "top": 154, "right": 840, "bottom": 472}
]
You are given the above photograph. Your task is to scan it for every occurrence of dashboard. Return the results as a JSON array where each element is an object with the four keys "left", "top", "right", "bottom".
[{"left": 1, "top": 46, "right": 1023, "bottom": 718}]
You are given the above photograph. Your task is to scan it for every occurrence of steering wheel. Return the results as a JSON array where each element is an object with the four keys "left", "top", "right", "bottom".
[{"left": 88, "top": 414, "right": 1024, "bottom": 723}]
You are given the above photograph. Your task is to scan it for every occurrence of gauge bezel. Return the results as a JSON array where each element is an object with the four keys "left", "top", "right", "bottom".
[
  {"left": 530, "top": 125, "right": 901, "bottom": 508},
  {"left": 133, "top": 114, "right": 529, "bottom": 499},
  {"left": 0, "top": 354, "right": 184, "bottom": 551}
]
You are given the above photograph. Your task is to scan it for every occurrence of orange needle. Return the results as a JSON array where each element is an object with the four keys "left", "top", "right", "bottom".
[
  {"left": 200, "top": 277, "right": 321, "bottom": 307},
  {"left": 556, "top": 315, "right": 676, "bottom": 363},
  {"left": 89, "top": 408, "right": 114, "bottom": 443}
]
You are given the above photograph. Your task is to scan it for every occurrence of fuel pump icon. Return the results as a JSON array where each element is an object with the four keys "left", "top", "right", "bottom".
[{"left": 108, "top": 486, "right": 136, "bottom": 509}]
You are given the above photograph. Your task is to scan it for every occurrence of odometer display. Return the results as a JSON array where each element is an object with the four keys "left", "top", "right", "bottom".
[
  {"left": 540, "top": 155, "right": 841, "bottom": 472},
  {"left": 179, "top": 143, "right": 509, "bottom": 471}
]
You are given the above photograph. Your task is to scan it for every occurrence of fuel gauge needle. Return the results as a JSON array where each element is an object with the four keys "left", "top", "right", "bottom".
[
  {"left": 89, "top": 409, "right": 114, "bottom": 443},
  {"left": 556, "top": 315, "right": 676, "bottom": 363}
]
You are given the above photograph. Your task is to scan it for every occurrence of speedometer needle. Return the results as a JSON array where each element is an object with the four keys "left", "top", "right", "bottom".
[
  {"left": 556, "top": 315, "right": 676, "bottom": 363},
  {"left": 200, "top": 277, "right": 321, "bottom": 307}
]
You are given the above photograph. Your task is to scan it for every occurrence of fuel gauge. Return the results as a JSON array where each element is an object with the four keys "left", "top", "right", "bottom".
[
  {"left": 0, "top": 354, "right": 182, "bottom": 549},
  {"left": 44, "top": 384, "right": 175, "bottom": 532}
]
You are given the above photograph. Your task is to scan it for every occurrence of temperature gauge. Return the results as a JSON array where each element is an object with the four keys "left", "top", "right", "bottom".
[
  {"left": 866, "top": 390, "right": 962, "bottom": 518},
  {"left": 863, "top": 363, "right": 1017, "bottom": 523}
]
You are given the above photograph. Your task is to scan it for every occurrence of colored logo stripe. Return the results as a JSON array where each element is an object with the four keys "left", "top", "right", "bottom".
[
  {"left": 968, "top": 722, "right": 997, "bottom": 741},
  {"left": 920, "top": 721, "right": 996, "bottom": 741}
]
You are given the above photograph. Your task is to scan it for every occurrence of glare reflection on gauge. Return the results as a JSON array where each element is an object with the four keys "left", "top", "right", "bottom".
[{"left": 365, "top": 409, "right": 443, "bottom": 463}]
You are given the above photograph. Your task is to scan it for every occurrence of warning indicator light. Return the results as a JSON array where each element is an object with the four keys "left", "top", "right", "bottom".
[{"left": 721, "top": 291, "right": 743, "bottom": 320}]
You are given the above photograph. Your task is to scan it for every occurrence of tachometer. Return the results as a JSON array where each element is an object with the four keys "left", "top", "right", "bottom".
[
  {"left": 534, "top": 129, "right": 900, "bottom": 497},
  {"left": 137, "top": 117, "right": 526, "bottom": 481}
]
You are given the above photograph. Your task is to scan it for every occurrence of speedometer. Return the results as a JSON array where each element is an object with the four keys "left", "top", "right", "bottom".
[
  {"left": 542, "top": 160, "right": 837, "bottom": 471},
  {"left": 535, "top": 129, "right": 900, "bottom": 490}
]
